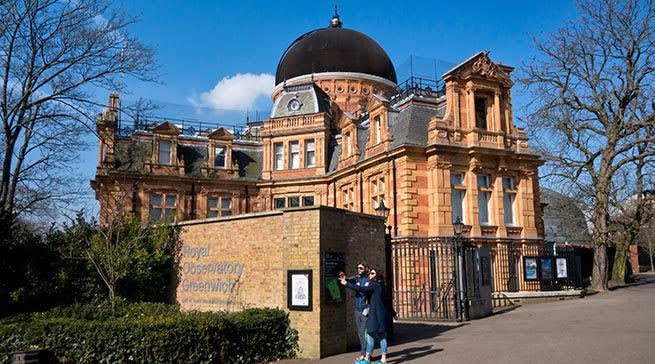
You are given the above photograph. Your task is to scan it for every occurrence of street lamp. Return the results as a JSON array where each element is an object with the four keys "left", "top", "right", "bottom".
[
  {"left": 375, "top": 199, "right": 395, "bottom": 338},
  {"left": 453, "top": 216, "right": 467, "bottom": 322},
  {"left": 374, "top": 200, "right": 392, "bottom": 236}
]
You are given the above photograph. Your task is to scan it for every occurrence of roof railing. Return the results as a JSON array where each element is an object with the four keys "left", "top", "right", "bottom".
[
  {"left": 115, "top": 115, "right": 263, "bottom": 142},
  {"left": 391, "top": 76, "right": 445, "bottom": 104}
]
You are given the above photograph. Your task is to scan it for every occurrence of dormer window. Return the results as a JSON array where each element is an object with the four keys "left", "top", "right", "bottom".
[
  {"left": 345, "top": 132, "right": 352, "bottom": 157},
  {"left": 159, "top": 140, "right": 172, "bottom": 165},
  {"left": 374, "top": 116, "right": 381, "bottom": 144},
  {"left": 214, "top": 146, "right": 226, "bottom": 168}
]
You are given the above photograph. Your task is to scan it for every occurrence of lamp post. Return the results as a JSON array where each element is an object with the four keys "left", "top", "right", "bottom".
[
  {"left": 453, "top": 216, "right": 467, "bottom": 322},
  {"left": 375, "top": 200, "right": 395, "bottom": 339}
]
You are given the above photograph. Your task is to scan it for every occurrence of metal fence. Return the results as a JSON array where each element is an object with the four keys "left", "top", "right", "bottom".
[{"left": 391, "top": 237, "right": 458, "bottom": 321}]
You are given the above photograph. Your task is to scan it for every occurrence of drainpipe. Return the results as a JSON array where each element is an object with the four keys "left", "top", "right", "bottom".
[
  {"left": 392, "top": 158, "right": 398, "bottom": 236},
  {"left": 359, "top": 169, "right": 363, "bottom": 213}
]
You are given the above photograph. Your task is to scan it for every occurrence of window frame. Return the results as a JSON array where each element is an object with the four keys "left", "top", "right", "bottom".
[
  {"left": 150, "top": 192, "right": 176, "bottom": 222},
  {"left": 214, "top": 146, "right": 226, "bottom": 168},
  {"left": 158, "top": 140, "right": 172, "bottom": 165},
  {"left": 305, "top": 139, "right": 315, "bottom": 168},
  {"left": 289, "top": 141, "right": 300, "bottom": 169},
  {"left": 450, "top": 172, "right": 466, "bottom": 224},
  {"left": 274, "top": 142, "right": 284, "bottom": 170}
]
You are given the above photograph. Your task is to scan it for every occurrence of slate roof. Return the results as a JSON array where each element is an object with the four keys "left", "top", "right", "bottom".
[
  {"left": 112, "top": 138, "right": 261, "bottom": 180},
  {"left": 390, "top": 104, "right": 443, "bottom": 148},
  {"left": 271, "top": 83, "right": 331, "bottom": 118},
  {"left": 114, "top": 138, "right": 151, "bottom": 172}
]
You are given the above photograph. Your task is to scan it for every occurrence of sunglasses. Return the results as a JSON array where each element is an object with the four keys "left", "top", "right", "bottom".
[{"left": 357, "top": 266, "right": 365, "bottom": 270}]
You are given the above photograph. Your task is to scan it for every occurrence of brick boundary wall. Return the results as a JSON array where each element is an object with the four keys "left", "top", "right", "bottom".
[{"left": 176, "top": 206, "right": 385, "bottom": 359}]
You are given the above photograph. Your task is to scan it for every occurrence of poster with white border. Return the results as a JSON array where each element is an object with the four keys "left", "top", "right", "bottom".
[{"left": 556, "top": 257, "right": 568, "bottom": 279}]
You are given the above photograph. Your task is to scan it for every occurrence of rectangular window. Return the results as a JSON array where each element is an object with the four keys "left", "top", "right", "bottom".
[
  {"left": 303, "top": 196, "right": 314, "bottom": 206},
  {"left": 274, "top": 197, "right": 286, "bottom": 209},
  {"left": 477, "top": 174, "right": 491, "bottom": 225},
  {"left": 374, "top": 116, "right": 382, "bottom": 144},
  {"left": 289, "top": 141, "right": 300, "bottom": 169},
  {"left": 220, "top": 197, "right": 232, "bottom": 216},
  {"left": 214, "top": 146, "right": 226, "bottom": 168},
  {"left": 502, "top": 176, "right": 515, "bottom": 190},
  {"left": 503, "top": 177, "right": 517, "bottom": 225},
  {"left": 341, "top": 185, "right": 355, "bottom": 211},
  {"left": 305, "top": 140, "right": 315, "bottom": 167},
  {"left": 451, "top": 173, "right": 466, "bottom": 224},
  {"left": 159, "top": 140, "right": 171, "bottom": 165},
  {"left": 274, "top": 143, "right": 284, "bottom": 170},
  {"left": 207, "top": 197, "right": 219, "bottom": 218},
  {"left": 504, "top": 193, "right": 515, "bottom": 225},
  {"left": 475, "top": 97, "right": 488, "bottom": 130},
  {"left": 288, "top": 196, "right": 300, "bottom": 207},
  {"left": 371, "top": 176, "right": 386, "bottom": 212},
  {"left": 345, "top": 132, "right": 352, "bottom": 157},
  {"left": 150, "top": 193, "right": 176, "bottom": 222}
]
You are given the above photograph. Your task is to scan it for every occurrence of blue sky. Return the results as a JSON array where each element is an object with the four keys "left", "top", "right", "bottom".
[{"left": 77, "top": 0, "right": 579, "bottom": 216}]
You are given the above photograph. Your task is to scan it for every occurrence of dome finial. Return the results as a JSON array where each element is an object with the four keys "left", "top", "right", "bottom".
[{"left": 330, "top": 2, "right": 342, "bottom": 28}]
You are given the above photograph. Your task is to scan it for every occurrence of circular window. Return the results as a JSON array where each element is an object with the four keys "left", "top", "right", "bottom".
[{"left": 287, "top": 98, "right": 302, "bottom": 112}]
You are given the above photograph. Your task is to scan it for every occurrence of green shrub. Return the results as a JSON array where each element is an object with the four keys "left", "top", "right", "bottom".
[{"left": 0, "top": 302, "right": 298, "bottom": 363}]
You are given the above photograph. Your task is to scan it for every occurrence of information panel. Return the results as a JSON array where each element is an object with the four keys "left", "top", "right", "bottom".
[{"left": 323, "top": 252, "right": 346, "bottom": 303}]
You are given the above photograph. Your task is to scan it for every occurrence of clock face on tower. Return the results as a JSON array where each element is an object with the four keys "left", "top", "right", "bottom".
[{"left": 287, "top": 97, "right": 302, "bottom": 112}]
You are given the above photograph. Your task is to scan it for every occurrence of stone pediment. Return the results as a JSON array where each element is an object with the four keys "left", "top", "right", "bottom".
[
  {"left": 367, "top": 93, "right": 390, "bottom": 113},
  {"left": 152, "top": 121, "right": 181, "bottom": 135},
  {"left": 443, "top": 51, "right": 513, "bottom": 87},
  {"left": 208, "top": 127, "right": 234, "bottom": 141}
]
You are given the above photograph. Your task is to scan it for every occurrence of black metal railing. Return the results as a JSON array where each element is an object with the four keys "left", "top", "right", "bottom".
[
  {"left": 116, "top": 115, "right": 263, "bottom": 142},
  {"left": 391, "top": 76, "right": 445, "bottom": 104}
]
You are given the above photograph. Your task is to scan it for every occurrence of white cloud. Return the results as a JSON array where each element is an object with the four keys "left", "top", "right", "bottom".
[{"left": 191, "top": 73, "right": 275, "bottom": 111}]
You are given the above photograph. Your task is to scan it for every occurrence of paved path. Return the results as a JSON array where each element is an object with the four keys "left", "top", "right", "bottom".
[{"left": 281, "top": 273, "right": 655, "bottom": 364}]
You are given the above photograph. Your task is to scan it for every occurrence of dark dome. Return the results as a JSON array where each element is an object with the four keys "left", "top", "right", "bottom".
[{"left": 275, "top": 27, "right": 397, "bottom": 85}]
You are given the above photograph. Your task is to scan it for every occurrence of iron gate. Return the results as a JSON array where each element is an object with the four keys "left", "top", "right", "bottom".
[{"left": 391, "top": 237, "right": 462, "bottom": 320}]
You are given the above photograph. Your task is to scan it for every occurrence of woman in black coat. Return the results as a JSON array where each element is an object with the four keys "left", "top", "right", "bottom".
[{"left": 340, "top": 268, "right": 392, "bottom": 364}]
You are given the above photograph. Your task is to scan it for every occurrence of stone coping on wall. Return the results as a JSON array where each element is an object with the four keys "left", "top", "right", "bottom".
[
  {"left": 176, "top": 205, "right": 386, "bottom": 227},
  {"left": 500, "top": 290, "right": 584, "bottom": 298}
]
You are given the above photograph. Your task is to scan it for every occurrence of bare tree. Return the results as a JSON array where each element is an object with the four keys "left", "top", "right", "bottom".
[
  {"left": 522, "top": 0, "right": 655, "bottom": 290},
  {"left": 0, "top": 0, "right": 157, "bottom": 237}
]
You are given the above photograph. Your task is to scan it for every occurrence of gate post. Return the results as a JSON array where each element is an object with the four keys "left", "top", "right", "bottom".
[
  {"left": 384, "top": 226, "right": 395, "bottom": 339},
  {"left": 453, "top": 218, "right": 469, "bottom": 322}
]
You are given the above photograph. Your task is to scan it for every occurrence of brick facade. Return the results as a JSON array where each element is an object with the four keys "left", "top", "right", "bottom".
[{"left": 176, "top": 206, "right": 385, "bottom": 359}]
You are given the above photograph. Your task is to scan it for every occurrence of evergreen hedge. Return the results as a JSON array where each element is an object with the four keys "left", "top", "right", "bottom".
[{"left": 0, "top": 301, "right": 298, "bottom": 363}]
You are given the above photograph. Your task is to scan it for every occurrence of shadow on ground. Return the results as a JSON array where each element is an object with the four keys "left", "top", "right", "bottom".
[
  {"left": 609, "top": 273, "right": 655, "bottom": 291},
  {"left": 386, "top": 345, "right": 444, "bottom": 363},
  {"left": 390, "top": 321, "right": 464, "bottom": 346}
]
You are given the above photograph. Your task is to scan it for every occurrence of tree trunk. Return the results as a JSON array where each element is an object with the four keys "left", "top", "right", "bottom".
[
  {"left": 109, "top": 286, "right": 116, "bottom": 315},
  {"left": 649, "top": 240, "right": 654, "bottom": 272},
  {"left": 592, "top": 243, "right": 609, "bottom": 290},
  {"left": 591, "top": 181, "right": 611, "bottom": 291},
  {"left": 611, "top": 239, "right": 628, "bottom": 284}
]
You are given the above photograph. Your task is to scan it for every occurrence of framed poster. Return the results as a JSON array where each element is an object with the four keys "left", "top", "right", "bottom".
[
  {"left": 323, "top": 252, "right": 346, "bottom": 303},
  {"left": 541, "top": 257, "right": 554, "bottom": 280},
  {"left": 556, "top": 257, "right": 568, "bottom": 279},
  {"left": 523, "top": 257, "right": 539, "bottom": 281},
  {"left": 287, "top": 270, "right": 312, "bottom": 311}
]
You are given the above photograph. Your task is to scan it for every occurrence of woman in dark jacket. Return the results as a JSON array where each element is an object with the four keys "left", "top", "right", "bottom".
[{"left": 340, "top": 268, "right": 392, "bottom": 364}]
